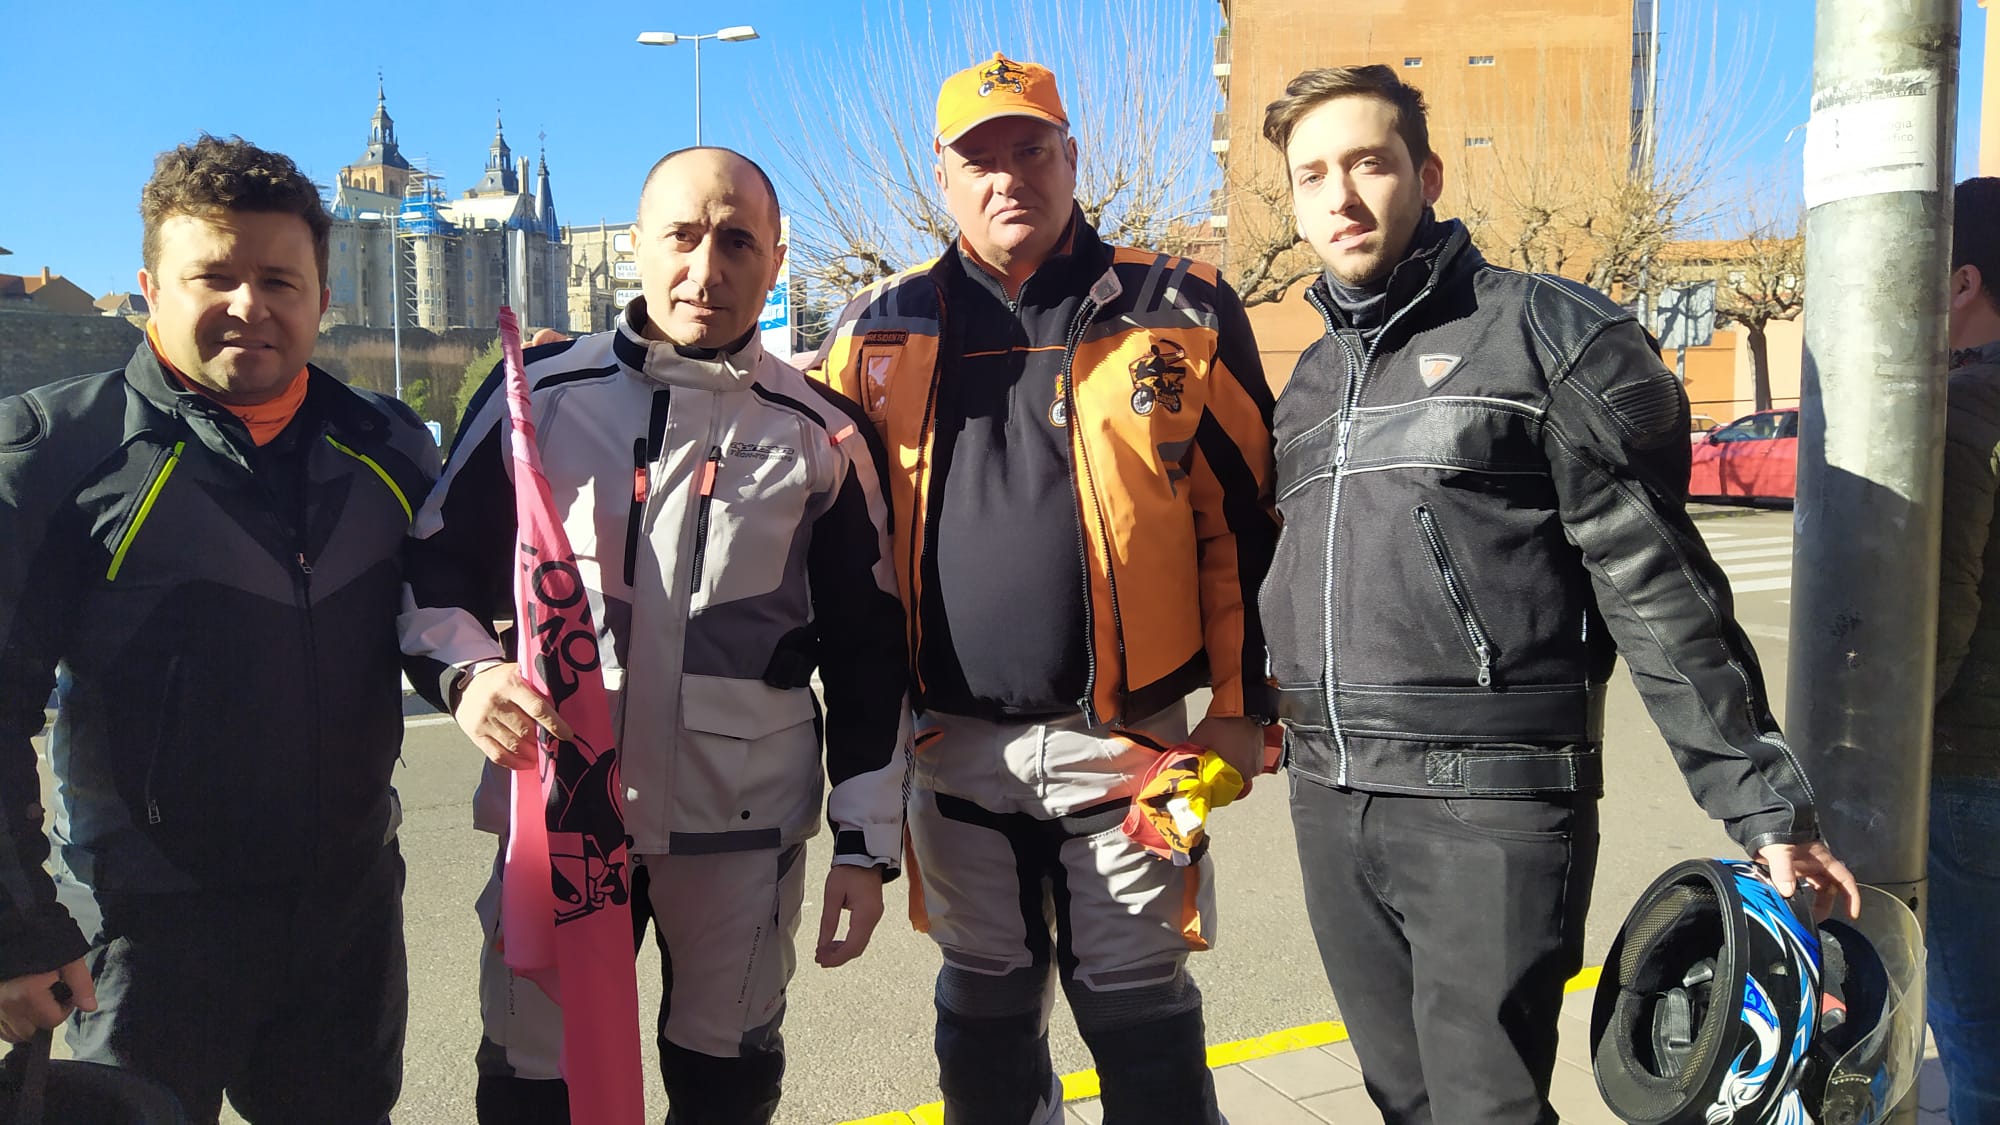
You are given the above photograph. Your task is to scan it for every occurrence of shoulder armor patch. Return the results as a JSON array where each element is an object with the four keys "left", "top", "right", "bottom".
[
  {"left": 0, "top": 396, "right": 45, "bottom": 451},
  {"left": 1599, "top": 371, "right": 1687, "bottom": 450}
]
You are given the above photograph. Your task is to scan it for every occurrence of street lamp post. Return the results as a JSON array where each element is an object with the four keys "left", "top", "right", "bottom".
[{"left": 635, "top": 25, "right": 760, "bottom": 145}]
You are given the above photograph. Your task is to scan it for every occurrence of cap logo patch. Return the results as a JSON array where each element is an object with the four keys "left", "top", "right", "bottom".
[
  {"left": 1418, "top": 354, "right": 1462, "bottom": 388},
  {"left": 980, "top": 57, "right": 1027, "bottom": 97}
]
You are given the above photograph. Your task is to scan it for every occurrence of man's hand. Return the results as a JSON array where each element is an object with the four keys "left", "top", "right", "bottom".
[
  {"left": 453, "top": 663, "right": 572, "bottom": 770},
  {"left": 814, "top": 864, "right": 886, "bottom": 969},
  {"left": 1756, "top": 839, "right": 1862, "bottom": 922},
  {"left": 1189, "top": 714, "right": 1265, "bottom": 793},
  {"left": 0, "top": 960, "right": 95, "bottom": 1044}
]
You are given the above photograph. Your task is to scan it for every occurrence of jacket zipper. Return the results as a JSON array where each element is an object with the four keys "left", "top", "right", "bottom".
[
  {"left": 626, "top": 388, "right": 673, "bottom": 590},
  {"left": 689, "top": 445, "right": 722, "bottom": 596},
  {"left": 1413, "top": 505, "right": 1495, "bottom": 687},
  {"left": 1308, "top": 248, "right": 1456, "bottom": 785},
  {"left": 626, "top": 438, "right": 648, "bottom": 588},
  {"left": 143, "top": 655, "right": 183, "bottom": 825},
  {"left": 1057, "top": 296, "right": 1125, "bottom": 726},
  {"left": 910, "top": 297, "right": 950, "bottom": 701},
  {"left": 106, "top": 442, "right": 186, "bottom": 581}
]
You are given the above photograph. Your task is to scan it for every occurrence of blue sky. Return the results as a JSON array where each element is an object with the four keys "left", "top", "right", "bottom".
[{"left": 0, "top": 0, "right": 1986, "bottom": 299}]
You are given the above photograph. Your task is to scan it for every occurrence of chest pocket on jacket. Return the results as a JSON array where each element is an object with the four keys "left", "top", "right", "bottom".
[{"left": 694, "top": 417, "right": 816, "bottom": 609}]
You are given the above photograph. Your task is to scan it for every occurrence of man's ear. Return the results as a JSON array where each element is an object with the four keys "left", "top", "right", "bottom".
[
  {"left": 768, "top": 241, "right": 788, "bottom": 294},
  {"left": 1421, "top": 152, "right": 1445, "bottom": 207},
  {"left": 138, "top": 267, "right": 157, "bottom": 306},
  {"left": 1950, "top": 264, "right": 1982, "bottom": 312}
]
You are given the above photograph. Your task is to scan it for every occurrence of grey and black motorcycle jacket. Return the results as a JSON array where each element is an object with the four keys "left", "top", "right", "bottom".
[
  {"left": 1262, "top": 219, "right": 1819, "bottom": 853},
  {"left": 0, "top": 343, "right": 438, "bottom": 978}
]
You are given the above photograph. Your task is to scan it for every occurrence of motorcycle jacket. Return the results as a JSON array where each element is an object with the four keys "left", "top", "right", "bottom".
[
  {"left": 401, "top": 304, "right": 912, "bottom": 871},
  {"left": 1264, "top": 219, "right": 1818, "bottom": 853}
]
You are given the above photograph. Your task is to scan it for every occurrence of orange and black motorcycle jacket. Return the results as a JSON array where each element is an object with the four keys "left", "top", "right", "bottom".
[{"left": 809, "top": 212, "right": 1278, "bottom": 727}]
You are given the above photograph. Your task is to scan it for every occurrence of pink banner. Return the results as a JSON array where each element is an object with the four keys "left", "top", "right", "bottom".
[{"left": 497, "top": 307, "right": 646, "bottom": 1124}]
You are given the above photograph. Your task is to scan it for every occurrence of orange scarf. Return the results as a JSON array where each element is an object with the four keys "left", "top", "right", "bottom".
[{"left": 146, "top": 321, "right": 308, "bottom": 447}]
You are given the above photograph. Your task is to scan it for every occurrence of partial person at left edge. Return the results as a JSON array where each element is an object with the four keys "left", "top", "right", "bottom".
[{"left": 0, "top": 135, "right": 438, "bottom": 1124}]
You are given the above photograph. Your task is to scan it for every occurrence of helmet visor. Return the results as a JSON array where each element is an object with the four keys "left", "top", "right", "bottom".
[{"left": 1815, "top": 884, "right": 1926, "bottom": 1125}]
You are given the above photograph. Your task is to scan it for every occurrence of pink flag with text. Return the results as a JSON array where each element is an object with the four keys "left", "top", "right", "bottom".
[{"left": 497, "top": 306, "right": 645, "bottom": 1124}]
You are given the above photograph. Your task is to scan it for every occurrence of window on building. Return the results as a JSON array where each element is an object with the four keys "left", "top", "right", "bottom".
[
  {"left": 1465, "top": 136, "right": 1494, "bottom": 147},
  {"left": 1468, "top": 55, "right": 1496, "bottom": 66},
  {"left": 1403, "top": 56, "right": 1423, "bottom": 67}
]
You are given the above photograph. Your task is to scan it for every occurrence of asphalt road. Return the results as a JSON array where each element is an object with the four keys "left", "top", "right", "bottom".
[{"left": 41, "top": 507, "right": 1804, "bottom": 1125}]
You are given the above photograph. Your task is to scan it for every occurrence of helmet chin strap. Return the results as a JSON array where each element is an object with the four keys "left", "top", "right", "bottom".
[{"left": 1651, "top": 958, "right": 1716, "bottom": 1079}]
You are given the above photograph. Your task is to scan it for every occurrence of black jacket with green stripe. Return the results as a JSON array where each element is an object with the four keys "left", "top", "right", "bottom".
[{"left": 0, "top": 342, "right": 437, "bottom": 977}]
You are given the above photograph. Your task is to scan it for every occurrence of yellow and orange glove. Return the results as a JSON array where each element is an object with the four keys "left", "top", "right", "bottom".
[{"left": 1120, "top": 743, "right": 1246, "bottom": 866}]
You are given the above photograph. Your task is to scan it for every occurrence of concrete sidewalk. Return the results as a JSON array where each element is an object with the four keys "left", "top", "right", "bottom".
[
  {"left": 1068, "top": 985, "right": 1951, "bottom": 1125},
  {"left": 853, "top": 964, "right": 1948, "bottom": 1124}
]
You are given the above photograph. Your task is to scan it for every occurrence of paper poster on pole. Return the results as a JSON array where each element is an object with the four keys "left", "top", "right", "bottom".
[{"left": 1802, "top": 71, "right": 1942, "bottom": 209}]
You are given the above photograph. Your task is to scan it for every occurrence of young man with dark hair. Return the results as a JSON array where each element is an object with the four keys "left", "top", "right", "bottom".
[
  {"left": 402, "top": 146, "right": 910, "bottom": 1125},
  {"left": 0, "top": 134, "right": 436, "bottom": 1122},
  {"left": 1929, "top": 174, "right": 2000, "bottom": 1125},
  {"left": 1257, "top": 65, "right": 1858, "bottom": 1123}
]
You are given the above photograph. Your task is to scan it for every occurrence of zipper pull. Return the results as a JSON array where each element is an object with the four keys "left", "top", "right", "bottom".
[
  {"left": 698, "top": 446, "right": 721, "bottom": 498},
  {"left": 1335, "top": 417, "right": 1353, "bottom": 467},
  {"left": 296, "top": 552, "right": 314, "bottom": 576},
  {"left": 1476, "top": 644, "right": 1493, "bottom": 688},
  {"left": 146, "top": 798, "right": 162, "bottom": 826}
]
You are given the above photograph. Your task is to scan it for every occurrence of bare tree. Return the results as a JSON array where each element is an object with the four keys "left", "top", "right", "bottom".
[
  {"left": 1449, "top": 4, "right": 1800, "bottom": 304},
  {"left": 759, "top": 0, "right": 1216, "bottom": 299},
  {"left": 1216, "top": 165, "right": 1320, "bottom": 307},
  {"left": 1663, "top": 217, "right": 1804, "bottom": 412}
]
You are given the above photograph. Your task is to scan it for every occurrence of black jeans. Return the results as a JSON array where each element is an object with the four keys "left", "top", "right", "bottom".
[{"left": 1289, "top": 774, "right": 1598, "bottom": 1125}]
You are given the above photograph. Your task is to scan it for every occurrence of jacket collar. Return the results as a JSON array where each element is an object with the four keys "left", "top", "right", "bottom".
[
  {"left": 122, "top": 339, "right": 390, "bottom": 448},
  {"left": 1308, "top": 213, "right": 1477, "bottom": 336},
  {"left": 1951, "top": 340, "right": 2000, "bottom": 373},
  {"left": 612, "top": 298, "right": 766, "bottom": 391},
  {"left": 931, "top": 203, "right": 1111, "bottom": 307}
]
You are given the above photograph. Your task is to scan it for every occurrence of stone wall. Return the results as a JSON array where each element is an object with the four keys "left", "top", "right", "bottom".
[
  {"left": 0, "top": 310, "right": 144, "bottom": 397},
  {"left": 1, "top": 313, "right": 500, "bottom": 444}
]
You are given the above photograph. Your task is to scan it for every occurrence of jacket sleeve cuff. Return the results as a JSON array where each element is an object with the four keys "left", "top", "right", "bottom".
[
  {"left": 831, "top": 826, "right": 902, "bottom": 882},
  {"left": 0, "top": 911, "right": 90, "bottom": 981}
]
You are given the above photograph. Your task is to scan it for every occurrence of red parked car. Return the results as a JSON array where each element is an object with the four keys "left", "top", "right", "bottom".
[{"left": 1688, "top": 408, "right": 1798, "bottom": 503}]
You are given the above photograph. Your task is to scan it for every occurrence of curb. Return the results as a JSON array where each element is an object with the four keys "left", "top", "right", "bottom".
[{"left": 840, "top": 968, "right": 1605, "bottom": 1124}]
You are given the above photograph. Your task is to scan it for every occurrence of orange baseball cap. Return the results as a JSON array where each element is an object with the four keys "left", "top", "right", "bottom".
[{"left": 934, "top": 52, "right": 1069, "bottom": 148}]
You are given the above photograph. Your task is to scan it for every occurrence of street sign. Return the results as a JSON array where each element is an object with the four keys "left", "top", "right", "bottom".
[
  {"left": 614, "top": 288, "right": 643, "bottom": 309},
  {"left": 425, "top": 420, "right": 443, "bottom": 446},
  {"left": 760, "top": 216, "right": 793, "bottom": 360},
  {"left": 611, "top": 232, "right": 634, "bottom": 254},
  {"left": 1652, "top": 281, "right": 1716, "bottom": 351},
  {"left": 613, "top": 260, "right": 639, "bottom": 281}
]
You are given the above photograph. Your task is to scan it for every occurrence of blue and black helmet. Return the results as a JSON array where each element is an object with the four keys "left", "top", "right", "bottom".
[{"left": 1590, "top": 859, "right": 1923, "bottom": 1125}]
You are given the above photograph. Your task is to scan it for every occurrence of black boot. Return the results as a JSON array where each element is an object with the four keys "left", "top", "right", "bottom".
[
  {"left": 935, "top": 1002, "right": 1062, "bottom": 1125},
  {"left": 475, "top": 1073, "right": 573, "bottom": 1125},
  {"left": 657, "top": 1036, "right": 783, "bottom": 1125},
  {"left": 1078, "top": 1007, "right": 1221, "bottom": 1125}
]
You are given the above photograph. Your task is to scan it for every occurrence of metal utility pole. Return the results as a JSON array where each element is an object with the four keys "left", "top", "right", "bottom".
[{"left": 1790, "top": 7, "right": 1957, "bottom": 1090}]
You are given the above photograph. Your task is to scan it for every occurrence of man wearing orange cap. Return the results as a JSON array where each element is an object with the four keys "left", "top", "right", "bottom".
[{"left": 809, "top": 53, "right": 1277, "bottom": 1125}]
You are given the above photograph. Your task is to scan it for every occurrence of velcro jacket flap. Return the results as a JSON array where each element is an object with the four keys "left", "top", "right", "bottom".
[{"left": 680, "top": 673, "right": 817, "bottom": 741}]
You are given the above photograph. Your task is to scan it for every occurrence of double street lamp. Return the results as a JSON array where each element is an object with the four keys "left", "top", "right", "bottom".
[{"left": 635, "top": 25, "right": 760, "bottom": 145}]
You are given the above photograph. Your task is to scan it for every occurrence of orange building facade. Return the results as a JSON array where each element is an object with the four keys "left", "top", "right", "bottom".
[{"left": 1211, "top": 0, "right": 1646, "bottom": 385}]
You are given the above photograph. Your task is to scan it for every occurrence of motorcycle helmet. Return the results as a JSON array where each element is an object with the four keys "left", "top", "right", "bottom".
[{"left": 1590, "top": 859, "right": 1924, "bottom": 1125}]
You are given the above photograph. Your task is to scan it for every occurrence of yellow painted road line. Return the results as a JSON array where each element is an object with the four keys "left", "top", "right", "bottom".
[{"left": 836, "top": 966, "right": 1604, "bottom": 1124}]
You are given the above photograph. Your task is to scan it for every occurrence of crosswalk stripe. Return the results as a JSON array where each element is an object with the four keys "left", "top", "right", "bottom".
[
  {"left": 1720, "top": 560, "right": 1793, "bottom": 577},
  {"left": 1703, "top": 534, "right": 1793, "bottom": 550},
  {"left": 1731, "top": 576, "right": 1794, "bottom": 593},
  {"left": 1708, "top": 545, "right": 1795, "bottom": 563}
]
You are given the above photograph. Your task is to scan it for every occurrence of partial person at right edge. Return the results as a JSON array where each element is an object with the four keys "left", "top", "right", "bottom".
[
  {"left": 1256, "top": 65, "right": 1859, "bottom": 1125},
  {"left": 1930, "top": 174, "right": 2000, "bottom": 1125}
]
